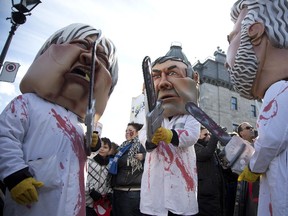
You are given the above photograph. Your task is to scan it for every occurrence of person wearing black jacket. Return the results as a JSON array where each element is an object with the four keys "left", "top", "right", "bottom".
[
  {"left": 194, "top": 126, "right": 224, "bottom": 216},
  {"left": 109, "top": 123, "right": 146, "bottom": 216}
]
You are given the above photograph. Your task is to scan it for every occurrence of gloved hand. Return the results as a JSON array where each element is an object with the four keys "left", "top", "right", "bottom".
[
  {"left": 91, "top": 131, "right": 99, "bottom": 148},
  {"left": 10, "top": 177, "right": 44, "bottom": 205},
  {"left": 152, "top": 127, "right": 173, "bottom": 145},
  {"left": 89, "top": 188, "right": 102, "bottom": 201},
  {"left": 238, "top": 166, "right": 261, "bottom": 182}
]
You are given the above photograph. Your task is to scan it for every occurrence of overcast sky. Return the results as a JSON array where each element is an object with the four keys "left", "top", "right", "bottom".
[{"left": 0, "top": 0, "right": 234, "bottom": 144}]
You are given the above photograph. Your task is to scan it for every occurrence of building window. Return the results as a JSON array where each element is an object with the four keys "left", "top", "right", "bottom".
[
  {"left": 251, "top": 105, "right": 257, "bottom": 117},
  {"left": 231, "top": 97, "right": 238, "bottom": 110}
]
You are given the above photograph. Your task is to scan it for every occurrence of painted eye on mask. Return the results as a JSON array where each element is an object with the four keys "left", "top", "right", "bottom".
[
  {"left": 152, "top": 73, "right": 161, "bottom": 80},
  {"left": 70, "top": 39, "right": 91, "bottom": 50},
  {"left": 167, "top": 71, "right": 178, "bottom": 76}
]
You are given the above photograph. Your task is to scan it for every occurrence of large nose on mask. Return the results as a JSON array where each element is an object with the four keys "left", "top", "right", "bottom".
[
  {"left": 79, "top": 48, "right": 95, "bottom": 67},
  {"left": 158, "top": 73, "right": 173, "bottom": 91}
]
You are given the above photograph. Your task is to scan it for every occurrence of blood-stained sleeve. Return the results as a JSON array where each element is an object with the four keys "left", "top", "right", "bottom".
[
  {"left": 0, "top": 95, "right": 31, "bottom": 180},
  {"left": 175, "top": 115, "right": 200, "bottom": 148},
  {"left": 250, "top": 81, "right": 288, "bottom": 173}
]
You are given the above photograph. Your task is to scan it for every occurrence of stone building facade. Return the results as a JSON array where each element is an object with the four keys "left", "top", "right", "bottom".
[{"left": 193, "top": 47, "right": 262, "bottom": 133}]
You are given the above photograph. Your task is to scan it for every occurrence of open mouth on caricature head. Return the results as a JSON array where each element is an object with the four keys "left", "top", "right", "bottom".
[
  {"left": 158, "top": 92, "right": 178, "bottom": 102},
  {"left": 65, "top": 67, "right": 92, "bottom": 86}
]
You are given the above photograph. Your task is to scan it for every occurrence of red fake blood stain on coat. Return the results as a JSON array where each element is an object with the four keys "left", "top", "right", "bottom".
[
  {"left": 8, "top": 95, "right": 28, "bottom": 119},
  {"left": 175, "top": 129, "right": 195, "bottom": 191},
  {"left": 147, "top": 154, "right": 152, "bottom": 189},
  {"left": 151, "top": 129, "right": 195, "bottom": 191},
  {"left": 51, "top": 108, "right": 86, "bottom": 215},
  {"left": 269, "top": 203, "right": 273, "bottom": 216},
  {"left": 259, "top": 83, "right": 288, "bottom": 125},
  {"left": 259, "top": 99, "right": 278, "bottom": 124}
]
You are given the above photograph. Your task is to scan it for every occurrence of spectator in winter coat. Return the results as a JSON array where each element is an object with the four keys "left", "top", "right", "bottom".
[
  {"left": 109, "top": 123, "right": 146, "bottom": 216},
  {"left": 194, "top": 126, "right": 224, "bottom": 216}
]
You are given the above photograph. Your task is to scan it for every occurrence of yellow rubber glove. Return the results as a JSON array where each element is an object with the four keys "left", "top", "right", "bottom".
[
  {"left": 91, "top": 131, "right": 99, "bottom": 148},
  {"left": 152, "top": 127, "right": 173, "bottom": 145},
  {"left": 10, "top": 177, "right": 44, "bottom": 205},
  {"left": 238, "top": 166, "right": 261, "bottom": 182}
]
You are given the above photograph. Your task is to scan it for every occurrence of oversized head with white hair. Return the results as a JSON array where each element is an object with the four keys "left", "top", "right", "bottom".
[
  {"left": 20, "top": 23, "right": 118, "bottom": 120},
  {"left": 226, "top": 0, "right": 288, "bottom": 99}
]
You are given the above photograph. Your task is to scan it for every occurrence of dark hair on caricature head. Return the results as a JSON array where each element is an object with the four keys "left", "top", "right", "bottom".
[{"left": 151, "top": 42, "right": 194, "bottom": 78}]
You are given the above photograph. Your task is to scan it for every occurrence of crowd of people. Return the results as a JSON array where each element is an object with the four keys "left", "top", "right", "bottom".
[
  {"left": 1, "top": 0, "right": 288, "bottom": 215},
  {"left": 0, "top": 120, "right": 258, "bottom": 216},
  {"left": 83, "top": 121, "right": 259, "bottom": 216}
]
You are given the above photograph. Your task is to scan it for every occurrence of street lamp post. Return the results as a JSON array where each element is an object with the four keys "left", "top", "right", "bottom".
[{"left": 0, "top": 0, "right": 41, "bottom": 71}]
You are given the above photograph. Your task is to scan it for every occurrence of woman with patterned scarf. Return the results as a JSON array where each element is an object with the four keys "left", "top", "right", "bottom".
[{"left": 108, "top": 122, "right": 146, "bottom": 216}]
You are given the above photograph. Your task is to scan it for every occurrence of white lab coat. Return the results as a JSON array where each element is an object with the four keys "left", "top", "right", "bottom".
[
  {"left": 249, "top": 81, "right": 288, "bottom": 216},
  {"left": 0, "top": 93, "right": 87, "bottom": 216},
  {"left": 139, "top": 115, "right": 200, "bottom": 216}
]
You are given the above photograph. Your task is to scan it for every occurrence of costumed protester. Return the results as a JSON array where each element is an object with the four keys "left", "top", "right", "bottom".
[
  {"left": 108, "top": 122, "right": 146, "bottom": 216},
  {"left": 226, "top": 1, "right": 288, "bottom": 215},
  {"left": 86, "top": 137, "right": 113, "bottom": 216},
  {"left": 194, "top": 126, "right": 224, "bottom": 216},
  {"left": 139, "top": 44, "right": 201, "bottom": 216},
  {"left": 0, "top": 23, "right": 118, "bottom": 216}
]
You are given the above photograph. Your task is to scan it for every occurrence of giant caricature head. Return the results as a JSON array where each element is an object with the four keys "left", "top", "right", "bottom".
[
  {"left": 226, "top": 0, "right": 288, "bottom": 99},
  {"left": 151, "top": 44, "right": 199, "bottom": 118},
  {"left": 20, "top": 23, "right": 118, "bottom": 120}
]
